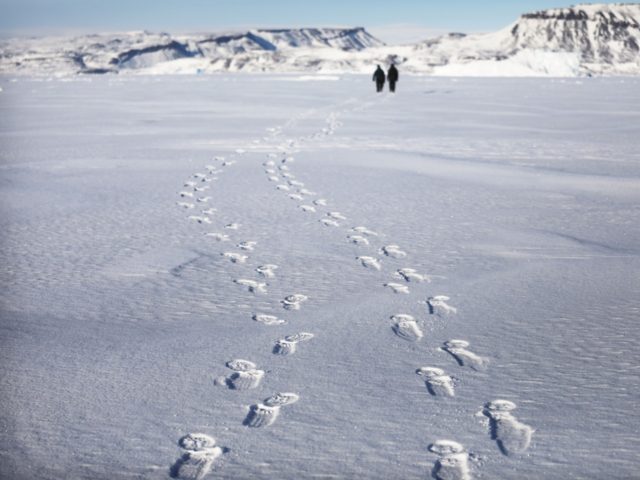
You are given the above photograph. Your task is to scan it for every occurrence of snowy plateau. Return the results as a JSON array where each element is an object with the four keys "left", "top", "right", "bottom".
[
  {"left": 1, "top": 3, "right": 640, "bottom": 77},
  {"left": 1, "top": 3, "right": 640, "bottom": 480}
]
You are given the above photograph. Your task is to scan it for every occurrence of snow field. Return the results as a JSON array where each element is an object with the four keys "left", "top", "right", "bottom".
[{"left": 1, "top": 74, "right": 639, "bottom": 479}]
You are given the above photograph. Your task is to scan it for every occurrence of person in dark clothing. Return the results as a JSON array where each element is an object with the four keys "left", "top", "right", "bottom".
[
  {"left": 387, "top": 64, "right": 399, "bottom": 92},
  {"left": 372, "top": 65, "right": 386, "bottom": 93}
]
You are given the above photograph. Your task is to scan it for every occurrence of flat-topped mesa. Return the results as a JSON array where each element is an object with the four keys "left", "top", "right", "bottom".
[
  {"left": 512, "top": 3, "right": 640, "bottom": 62},
  {"left": 253, "top": 27, "right": 385, "bottom": 50}
]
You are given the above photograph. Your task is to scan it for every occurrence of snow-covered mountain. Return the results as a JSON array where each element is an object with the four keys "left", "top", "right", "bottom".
[{"left": 1, "top": 4, "right": 639, "bottom": 76}]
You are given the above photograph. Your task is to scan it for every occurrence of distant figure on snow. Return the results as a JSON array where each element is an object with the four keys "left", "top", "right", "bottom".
[
  {"left": 373, "top": 65, "right": 386, "bottom": 93},
  {"left": 387, "top": 64, "right": 399, "bottom": 92}
]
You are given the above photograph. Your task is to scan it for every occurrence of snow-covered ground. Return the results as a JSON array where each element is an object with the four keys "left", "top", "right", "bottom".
[{"left": 1, "top": 74, "right": 639, "bottom": 479}]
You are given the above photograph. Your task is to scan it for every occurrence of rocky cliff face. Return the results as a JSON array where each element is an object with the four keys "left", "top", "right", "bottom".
[{"left": 512, "top": 4, "right": 640, "bottom": 63}]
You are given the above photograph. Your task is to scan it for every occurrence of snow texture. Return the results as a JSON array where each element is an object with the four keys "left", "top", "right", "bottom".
[{"left": 1, "top": 74, "right": 640, "bottom": 480}]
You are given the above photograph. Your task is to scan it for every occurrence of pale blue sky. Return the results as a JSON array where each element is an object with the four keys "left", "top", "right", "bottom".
[{"left": 0, "top": 1, "right": 624, "bottom": 43}]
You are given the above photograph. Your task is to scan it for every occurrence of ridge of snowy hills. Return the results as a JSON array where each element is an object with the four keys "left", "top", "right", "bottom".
[{"left": 1, "top": 3, "right": 639, "bottom": 76}]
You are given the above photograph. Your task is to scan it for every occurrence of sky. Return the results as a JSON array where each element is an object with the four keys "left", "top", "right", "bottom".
[{"left": 0, "top": 0, "right": 627, "bottom": 43}]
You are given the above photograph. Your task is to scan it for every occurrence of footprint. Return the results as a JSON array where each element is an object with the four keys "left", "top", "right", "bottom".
[
  {"left": 178, "top": 433, "right": 217, "bottom": 451},
  {"left": 253, "top": 314, "right": 286, "bottom": 326},
  {"left": 281, "top": 294, "right": 308, "bottom": 310},
  {"left": 224, "top": 223, "right": 241, "bottom": 230},
  {"left": 273, "top": 332, "right": 314, "bottom": 355},
  {"left": 171, "top": 434, "right": 225, "bottom": 480},
  {"left": 222, "top": 252, "right": 248, "bottom": 264},
  {"left": 234, "top": 279, "right": 267, "bottom": 294},
  {"left": 327, "top": 212, "right": 346, "bottom": 220},
  {"left": 225, "top": 359, "right": 257, "bottom": 372},
  {"left": 179, "top": 191, "right": 195, "bottom": 198},
  {"left": 264, "top": 392, "right": 300, "bottom": 406},
  {"left": 300, "top": 205, "right": 316, "bottom": 213},
  {"left": 222, "top": 372, "right": 265, "bottom": 391},
  {"left": 384, "top": 282, "right": 410, "bottom": 294},
  {"left": 320, "top": 218, "right": 340, "bottom": 227},
  {"left": 427, "top": 296, "right": 457, "bottom": 315},
  {"left": 196, "top": 196, "right": 212, "bottom": 203},
  {"left": 237, "top": 241, "right": 257, "bottom": 251},
  {"left": 281, "top": 172, "right": 294, "bottom": 179},
  {"left": 243, "top": 392, "right": 299, "bottom": 428},
  {"left": 282, "top": 157, "right": 295, "bottom": 164},
  {"left": 289, "top": 194, "right": 304, "bottom": 201},
  {"left": 265, "top": 168, "right": 276, "bottom": 174},
  {"left": 381, "top": 245, "right": 407, "bottom": 258},
  {"left": 396, "top": 268, "right": 430, "bottom": 283},
  {"left": 483, "top": 400, "right": 534, "bottom": 456},
  {"left": 183, "top": 181, "right": 197, "bottom": 187},
  {"left": 347, "top": 235, "right": 369, "bottom": 246},
  {"left": 273, "top": 338, "right": 297, "bottom": 355},
  {"left": 391, "top": 314, "right": 423, "bottom": 341},
  {"left": 177, "top": 202, "right": 195, "bottom": 209},
  {"left": 188, "top": 216, "right": 212, "bottom": 225},
  {"left": 256, "top": 264, "right": 278, "bottom": 278},
  {"left": 194, "top": 186, "right": 209, "bottom": 192},
  {"left": 205, "top": 233, "right": 229, "bottom": 242},
  {"left": 279, "top": 165, "right": 290, "bottom": 171},
  {"left": 201, "top": 208, "right": 217, "bottom": 216},
  {"left": 193, "top": 173, "right": 207, "bottom": 179},
  {"left": 357, "top": 256, "right": 381, "bottom": 271},
  {"left": 442, "top": 340, "right": 488, "bottom": 371},
  {"left": 217, "top": 359, "right": 265, "bottom": 390},
  {"left": 289, "top": 180, "right": 304, "bottom": 187},
  {"left": 276, "top": 184, "right": 290, "bottom": 191},
  {"left": 428, "top": 440, "right": 471, "bottom": 480},
  {"left": 352, "top": 226, "right": 378, "bottom": 237},
  {"left": 313, "top": 199, "right": 328, "bottom": 206},
  {"left": 299, "top": 188, "right": 316, "bottom": 196},
  {"left": 416, "top": 367, "right": 455, "bottom": 397},
  {"left": 268, "top": 176, "right": 280, "bottom": 182}
]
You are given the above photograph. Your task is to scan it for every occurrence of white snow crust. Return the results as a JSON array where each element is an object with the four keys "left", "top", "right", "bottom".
[{"left": 1, "top": 73, "right": 639, "bottom": 479}]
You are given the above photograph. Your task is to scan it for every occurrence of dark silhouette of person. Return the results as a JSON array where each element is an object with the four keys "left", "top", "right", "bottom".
[
  {"left": 372, "top": 65, "right": 386, "bottom": 93},
  {"left": 387, "top": 64, "right": 399, "bottom": 92}
]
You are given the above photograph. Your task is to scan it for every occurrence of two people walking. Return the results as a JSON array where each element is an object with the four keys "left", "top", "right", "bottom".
[{"left": 373, "top": 64, "right": 399, "bottom": 93}]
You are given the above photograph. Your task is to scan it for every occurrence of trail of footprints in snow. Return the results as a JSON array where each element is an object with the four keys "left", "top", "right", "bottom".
[
  {"left": 172, "top": 128, "right": 318, "bottom": 478},
  {"left": 171, "top": 102, "right": 533, "bottom": 478},
  {"left": 258, "top": 118, "right": 535, "bottom": 479},
  {"left": 171, "top": 105, "right": 368, "bottom": 474}
]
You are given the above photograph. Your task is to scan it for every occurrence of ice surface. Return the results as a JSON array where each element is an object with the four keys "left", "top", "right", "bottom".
[{"left": 1, "top": 74, "right": 640, "bottom": 479}]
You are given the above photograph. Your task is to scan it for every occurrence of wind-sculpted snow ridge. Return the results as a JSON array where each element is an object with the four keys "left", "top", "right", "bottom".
[{"left": 2, "top": 5, "right": 639, "bottom": 76}]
